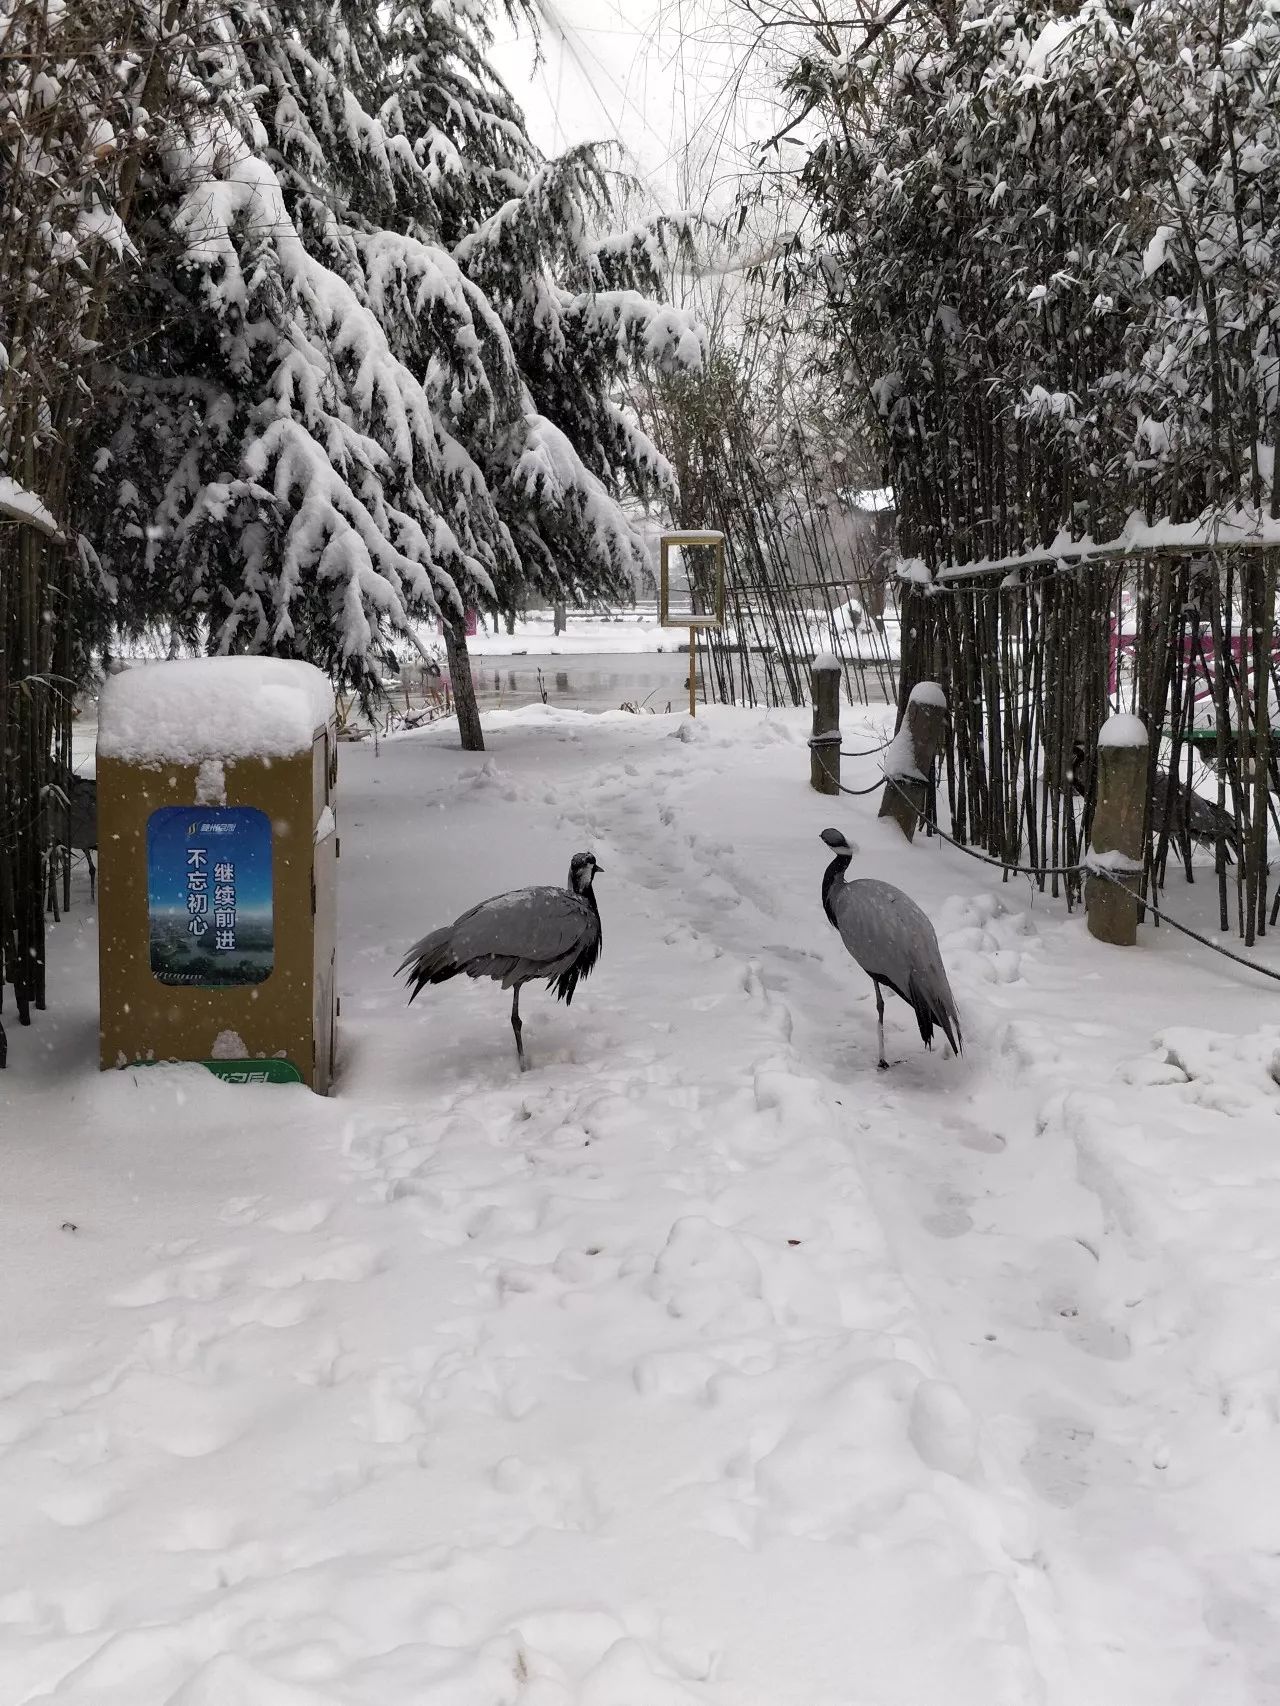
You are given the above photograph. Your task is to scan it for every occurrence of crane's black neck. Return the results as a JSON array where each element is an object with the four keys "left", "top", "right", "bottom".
[
  {"left": 822, "top": 853, "right": 851, "bottom": 926},
  {"left": 582, "top": 882, "right": 600, "bottom": 920}
]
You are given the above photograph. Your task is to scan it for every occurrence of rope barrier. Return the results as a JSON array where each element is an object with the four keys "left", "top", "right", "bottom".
[
  {"left": 841, "top": 734, "right": 894, "bottom": 758},
  {"left": 880, "top": 776, "right": 1280, "bottom": 986},
  {"left": 897, "top": 775, "right": 1280, "bottom": 982},
  {"left": 807, "top": 731, "right": 893, "bottom": 759},
  {"left": 812, "top": 696, "right": 1280, "bottom": 982},
  {"left": 808, "top": 740, "right": 903, "bottom": 798},
  {"left": 878, "top": 772, "right": 1087, "bottom": 878},
  {"left": 1094, "top": 871, "right": 1280, "bottom": 985},
  {"left": 809, "top": 726, "right": 1280, "bottom": 985}
]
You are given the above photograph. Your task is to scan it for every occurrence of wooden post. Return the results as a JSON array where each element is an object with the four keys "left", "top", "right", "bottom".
[
  {"left": 810, "top": 654, "right": 842, "bottom": 794},
  {"left": 1086, "top": 713, "right": 1149, "bottom": 946},
  {"left": 878, "top": 681, "right": 946, "bottom": 841},
  {"left": 553, "top": 601, "right": 566, "bottom": 636},
  {"left": 689, "top": 627, "right": 698, "bottom": 718}
]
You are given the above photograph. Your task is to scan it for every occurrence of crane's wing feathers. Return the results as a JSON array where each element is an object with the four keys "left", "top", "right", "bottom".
[
  {"left": 831, "top": 878, "right": 962, "bottom": 1053},
  {"left": 399, "top": 886, "right": 601, "bottom": 1005}
]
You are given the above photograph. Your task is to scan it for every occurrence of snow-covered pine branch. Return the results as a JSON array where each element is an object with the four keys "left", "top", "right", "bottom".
[{"left": 81, "top": 0, "right": 704, "bottom": 696}]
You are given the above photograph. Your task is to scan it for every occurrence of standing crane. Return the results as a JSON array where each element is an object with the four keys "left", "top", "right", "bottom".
[
  {"left": 398, "top": 851, "right": 603, "bottom": 1071},
  {"left": 818, "top": 827, "right": 962, "bottom": 1069}
]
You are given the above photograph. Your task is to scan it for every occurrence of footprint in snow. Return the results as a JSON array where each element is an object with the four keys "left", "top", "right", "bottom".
[
  {"left": 230, "top": 1289, "right": 317, "bottom": 1331},
  {"left": 266, "top": 1199, "right": 334, "bottom": 1234},
  {"left": 217, "top": 1194, "right": 265, "bottom": 1225},
  {"left": 40, "top": 1478, "right": 124, "bottom": 1529},
  {"left": 921, "top": 1188, "right": 974, "bottom": 1239},
  {"left": 940, "top": 1116, "right": 1006, "bottom": 1154},
  {"left": 490, "top": 1454, "right": 602, "bottom": 1532},
  {"left": 249, "top": 1241, "right": 385, "bottom": 1290},
  {"left": 1022, "top": 1415, "right": 1095, "bottom": 1508},
  {"left": 1038, "top": 1247, "right": 1133, "bottom": 1361},
  {"left": 159, "top": 1505, "right": 242, "bottom": 1553},
  {"left": 109, "top": 1247, "right": 247, "bottom": 1308}
]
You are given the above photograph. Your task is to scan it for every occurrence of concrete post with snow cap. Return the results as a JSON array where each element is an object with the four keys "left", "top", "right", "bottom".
[
  {"left": 810, "top": 653, "right": 842, "bottom": 795},
  {"left": 878, "top": 681, "right": 947, "bottom": 842},
  {"left": 1086, "top": 713, "right": 1149, "bottom": 947}
]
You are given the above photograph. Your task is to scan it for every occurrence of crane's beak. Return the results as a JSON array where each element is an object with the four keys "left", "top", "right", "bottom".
[{"left": 593, "top": 862, "right": 604, "bottom": 873}]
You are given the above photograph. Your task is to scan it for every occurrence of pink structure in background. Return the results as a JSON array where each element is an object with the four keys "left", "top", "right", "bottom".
[
  {"left": 1109, "top": 615, "right": 1280, "bottom": 704},
  {"left": 438, "top": 608, "right": 479, "bottom": 638}
]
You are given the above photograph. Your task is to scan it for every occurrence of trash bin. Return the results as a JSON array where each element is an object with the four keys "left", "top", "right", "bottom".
[{"left": 96, "top": 657, "right": 338, "bottom": 1091}]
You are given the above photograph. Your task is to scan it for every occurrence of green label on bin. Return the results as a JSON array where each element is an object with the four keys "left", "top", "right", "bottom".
[
  {"left": 200, "top": 1058, "right": 302, "bottom": 1085},
  {"left": 147, "top": 806, "right": 273, "bottom": 987},
  {"left": 129, "top": 1057, "right": 303, "bottom": 1085}
]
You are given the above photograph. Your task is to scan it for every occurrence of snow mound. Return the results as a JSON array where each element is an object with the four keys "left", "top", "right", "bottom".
[
  {"left": 882, "top": 683, "right": 946, "bottom": 780},
  {"left": 882, "top": 727, "right": 923, "bottom": 781},
  {"left": 1120, "top": 1025, "right": 1280, "bottom": 1115},
  {"left": 908, "top": 680, "right": 947, "bottom": 709},
  {"left": 98, "top": 658, "right": 335, "bottom": 766},
  {"left": 1097, "top": 713, "right": 1149, "bottom": 749},
  {"left": 1084, "top": 847, "right": 1144, "bottom": 874},
  {"left": 811, "top": 650, "right": 842, "bottom": 673}
]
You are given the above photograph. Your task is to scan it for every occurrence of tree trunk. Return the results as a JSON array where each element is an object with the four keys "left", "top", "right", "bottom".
[{"left": 443, "top": 615, "right": 484, "bottom": 752}]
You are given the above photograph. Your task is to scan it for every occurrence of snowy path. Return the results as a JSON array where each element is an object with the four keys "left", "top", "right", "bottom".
[{"left": 4, "top": 705, "right": 1280, "bottom": 1704}]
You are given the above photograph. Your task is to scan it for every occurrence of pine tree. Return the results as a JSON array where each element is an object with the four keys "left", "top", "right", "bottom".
[{"left": 86, "top": 0, "right": 703, "bottom": 745}]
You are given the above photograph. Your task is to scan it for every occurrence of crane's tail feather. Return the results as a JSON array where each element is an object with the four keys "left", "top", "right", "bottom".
[
  {"left": 907, "top": 971, "right": 963, "bottom": 1056},
  {"left": 398, "top": 926, "right": 471, "bottom": 1002},
  {"left": 399, "top": 928, "right": 529, "bottom": 1003},
  {"left": 402, "top": 934, "right": 464, "bottom": 996}
]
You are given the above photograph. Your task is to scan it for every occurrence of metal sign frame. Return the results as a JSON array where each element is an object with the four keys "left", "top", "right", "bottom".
[{"left": 659, "top": 531, "right": 726, "bottom": 631}]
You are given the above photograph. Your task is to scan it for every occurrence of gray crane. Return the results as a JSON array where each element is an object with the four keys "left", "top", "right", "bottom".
[
  {"left": 818, "top": 827, "right": 962, "bottom": 1069},
  {"left": 398, "top": 851, "right": 603, "bottom": 1071}
]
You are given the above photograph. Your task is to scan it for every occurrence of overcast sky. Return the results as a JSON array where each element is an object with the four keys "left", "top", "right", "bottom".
[{"left": 489, "top": 0, "right": 789, "bottom": 217}]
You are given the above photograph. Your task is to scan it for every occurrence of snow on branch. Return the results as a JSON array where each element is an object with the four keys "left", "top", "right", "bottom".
[
  {"left": 562, "top": 291, "right": 705, "bottom": 375},
  {"left": 505, "top": 412, "right": 646, "bottom": 577},
  {"left": 162, "top": 117, "right": 501, "bottom": 657},
  {"left": 0, "top": 476, "right": 62, "bottom": 539}
]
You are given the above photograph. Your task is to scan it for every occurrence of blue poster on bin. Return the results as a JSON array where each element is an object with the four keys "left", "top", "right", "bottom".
[{"left": 146, "top": 806, "right": 274, "bottom": 987}]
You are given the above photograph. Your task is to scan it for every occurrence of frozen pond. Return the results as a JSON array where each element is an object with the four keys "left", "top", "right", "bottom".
[
  {"left": 414, "top": 648, "right": 895, "bottom": 718},
  {"left": 464, "top": 650, "right": 692, "bottom": 713}
]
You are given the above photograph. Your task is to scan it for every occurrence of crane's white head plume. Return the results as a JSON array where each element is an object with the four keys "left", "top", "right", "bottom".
[{"left": 819, "top": 828, "right": 856, "bottom": 858}]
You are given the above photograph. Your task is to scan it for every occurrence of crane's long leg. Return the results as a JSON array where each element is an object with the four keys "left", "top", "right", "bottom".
[
  {"left": 511, "top": 984, "right": 527, "bottom": 1072},
  {"left": 873, "top": 980, "right": 888, "bottom": 1070}
]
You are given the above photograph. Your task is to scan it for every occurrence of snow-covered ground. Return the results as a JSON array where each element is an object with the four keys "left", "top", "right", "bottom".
[{"left": 5, "top": 703, "right": 1280, "bottom": 1705}]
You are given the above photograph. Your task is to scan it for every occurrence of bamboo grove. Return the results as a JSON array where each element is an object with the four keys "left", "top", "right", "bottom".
[
  {"left": 901, "top": 547, "right": 1279, "bottom": 945},
  {"left": 772, "top": 0, "right": 1280, "bottom": 938}
]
